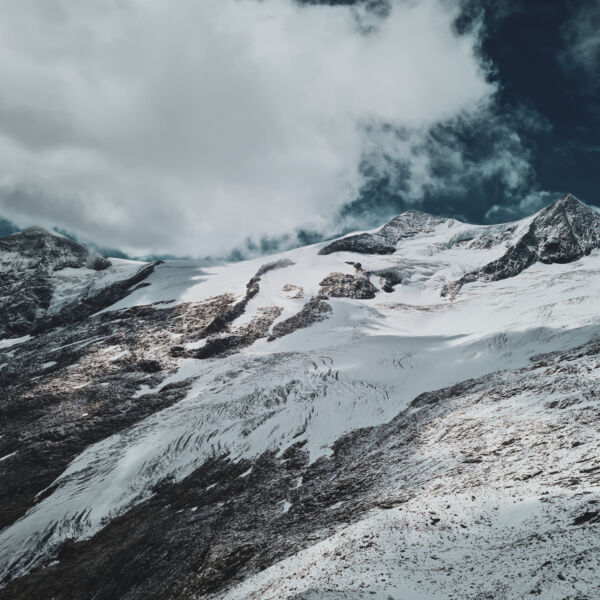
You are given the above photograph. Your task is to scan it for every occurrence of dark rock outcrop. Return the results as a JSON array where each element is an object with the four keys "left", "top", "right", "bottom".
[
  {"left": 442, "top": 195, "right": 600, "bottom": 298},
  {"left": 268, "top": 297, "right": 332, "bottom": 341},
  {"left": 319, "top": 232, "right": 397, "bottom": 255},
  {"left": 200, "top": 259, "right": 293, "bottom": 340},
  {"left": 195, "top": 306, "right": 283, "bottom": 358},
  {"left": 282, "top": 283, "right": 304, "bottom": 298},
  {"left": 0, "top": 227, "right": 110, "bottom": 272},
  {"left": 184, "top": 259, "right": 294, "bottom": 359},
  {"left": 319, "top": 272, "right": 377, "bottom": 299}
]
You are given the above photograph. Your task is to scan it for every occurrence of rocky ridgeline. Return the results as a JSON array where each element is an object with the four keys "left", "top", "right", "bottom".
[
  {"left": 318, "top": 195, "right": 600, "bottom": 299},
  {"left": 0, "top": 227, "right": 110, "bottom": 273},
  {"left": 318, "top": 211, "right": 448, "bottom": 255},
  {"left": 443, "top": 194, "right": 600, "bottom": 297},
  {"left": 0, "top": 228, "right": 157, "bottom": 338}
]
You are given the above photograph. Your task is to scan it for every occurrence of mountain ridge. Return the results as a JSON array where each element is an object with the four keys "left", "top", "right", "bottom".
[
  {"left": 442, "top": 193, "right": 600, "bottom": 297},
  {"left": 2, "top": 194, "right": 597, "bottom": 328},
  {"left": 1, "top": 193, "right": 600, "bottom": 599}
]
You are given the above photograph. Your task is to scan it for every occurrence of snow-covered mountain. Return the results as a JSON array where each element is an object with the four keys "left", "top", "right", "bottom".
[
  {"left": 1, "top": 194, "right": 600, "bottom": 599},
  {"left": 0, "top": 227, "right": 157, "bottom": 339}
]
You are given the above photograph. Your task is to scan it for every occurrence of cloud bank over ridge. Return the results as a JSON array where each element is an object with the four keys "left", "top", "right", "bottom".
[{"left": 0, "top": 0, "right": 529, "bottom": 257}]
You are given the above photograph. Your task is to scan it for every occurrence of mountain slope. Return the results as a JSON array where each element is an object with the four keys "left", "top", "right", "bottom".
[
  {"left": 0, "top": 227, "right": 157, "bottom": 337},
  {"left": 1, "top": 195, "right": 600, "bottom": 599}
]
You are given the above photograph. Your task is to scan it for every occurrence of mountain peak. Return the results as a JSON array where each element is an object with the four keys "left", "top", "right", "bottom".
[
  {"left": 443, "top": 193, "right": 600, "bottom": 298},
  {"left": 531, "top": 193, "right": 600, "bottom": 262},
  {"left": 541, "top": 193, "right": 594, "bottom": 220},
  {"left": 549, "top": 192, "right": 584, "bottom": 209},
  {"left": 0, "top": 227, "right": 110, "bottom": 272}
]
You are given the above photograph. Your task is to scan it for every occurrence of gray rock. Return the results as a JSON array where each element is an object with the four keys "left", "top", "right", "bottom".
[
  {"left": 0, "top": 227, "right": 110, "bottom": 273},
  {"left": 188, "top": 259, "right": 293, "bottom": 358},
  {"left": 442, "top": 195, "right": 600, "bottom": 298},
  {"left": 195, "top": 306, "right": 283, "bottom": 359},
  {"left": 319, "top": 272, "right": 377, "bottom": 299},
  {"left": 282, "top": 283, "right": 304, "bottom": 299},
  {"left": 318, "top": 232, "right": 396, "bottom": 255},
  {"left": 268, "top": 297, "right": 332, "bottom": 341}
]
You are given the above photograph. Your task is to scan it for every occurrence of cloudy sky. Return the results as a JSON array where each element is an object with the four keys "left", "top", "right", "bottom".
[{"left": 0, "top": 0, "right": 598, "bottom": 258}]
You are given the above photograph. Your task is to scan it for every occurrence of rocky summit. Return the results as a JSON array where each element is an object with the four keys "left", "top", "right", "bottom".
[
  {"left": 442, "top": 194, "right": 600, "bottom": 298},
  {"left": 2, "top": 195, "right": 600, "bottom": 599},
  {"left": 0, "top": 228, "right": 157, "bottom": 338}
]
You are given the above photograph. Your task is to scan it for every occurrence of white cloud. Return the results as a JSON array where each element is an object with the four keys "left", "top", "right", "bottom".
[
  {"left": 0, "top": 0, "right": 496, "bottom": 256},
  {"left": 561, "top": 1, "right": 600, "bottom": 88}
]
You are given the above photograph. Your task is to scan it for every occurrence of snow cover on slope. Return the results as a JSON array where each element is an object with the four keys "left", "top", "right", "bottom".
[
  {"left": 215, "top": 338, "right": 600, "bottom": 600},
  {"left": 1, "top": 195, "right": 600, "bottom": 597}
]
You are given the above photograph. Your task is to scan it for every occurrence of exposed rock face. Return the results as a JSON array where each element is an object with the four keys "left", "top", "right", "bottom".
[
  {"left": 319, "top": 272, "right": 377, "bottom": 299},
  {"left": 318, "top": 231, "right": 397, "bottom": 255},
  {"left": 0, "top": 227, "right": 110, "bottom": 272},
  {"left": 533, "top": 194, "right": 600, "bottom": 260},
  {"left": 194, "top": 306, "right": 283, "bottom": 359},
  {"left": 182, "top": 259, "right": 293, "bottom": 359},
  {"left": 379, "top": 211, "right": 448, "bottom": 241},
  {"left": 0, "top": 228, "right": 157, "bottom": 338},
  {"left": 318, "top": 211, "right": 448, "bottom": 255},
  {"left": 254, "top": 258, "right": 295, "bottom": 278},
  {"left": 443, "top": 195, "right": 600, "bottom": 298},
  {"left": 199, "top": 258, "right": 293, "bottom": 340},
  {"left": 0, "top": 295, "right": 236, "bottom": 533},
  {"left": 268, "top": 297, "right": 332, "bottom": 341}
]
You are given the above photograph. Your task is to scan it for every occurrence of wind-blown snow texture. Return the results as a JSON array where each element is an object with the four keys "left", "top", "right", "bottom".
[{"left": 1, "top": 194, "right": 600, "bottom": 599}]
